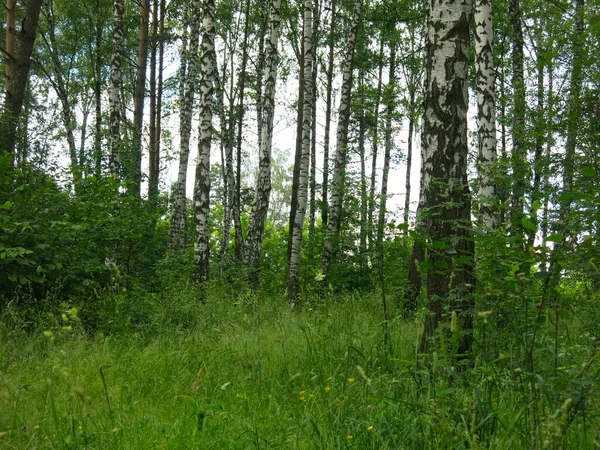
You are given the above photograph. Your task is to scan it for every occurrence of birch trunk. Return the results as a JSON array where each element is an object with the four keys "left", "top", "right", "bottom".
[
  {"left": 368, "top": 39, "right": 384, "bottom": 253},
  {"left": 244, "top": 0, "right": 282, "bottom": 287},
  {"left": 321, "top": 0, "right": 336, "bottom": 228},
  {"left": 509, "top": 0, "right": 527, "bottom": 232},
  {"left": 193, "top": 0, "right": 218, "bottom": 289},
  {"left": 108, "top": 0, "right": 125, "bottom": 177},
  {"left": 130, "top": 0, "right": 150, "bottom": 198},
  {"left": 2, "top": 0, "right": 43, "bottom": 169},
  {"left": 320, "top": 0, "right": 362, "bottom": 285},
  {"left": 288, "top": 0, "right": 313, "bottom": 303},
  {"left": 232, "top": 0, "right": 252, "bottom": 260},
  {"left": 418, "top": 0, "right": 475, "bottom": 357},
  {"left": 169, "top": 0, "right": 201, "bottom": 251},
  {"left": 474, "top": 0, "right": 498, "bottom": 229},
  {"left": 308, "top": 0, "right": 319, "bottom": 246},
  {"left": 148, "top": 0, "right": 160, "bottom": 202}
]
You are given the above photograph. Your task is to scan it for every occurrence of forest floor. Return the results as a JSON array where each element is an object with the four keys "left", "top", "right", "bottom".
[{"left": 0, "top": 291, "right": 598, "bottom": 449}]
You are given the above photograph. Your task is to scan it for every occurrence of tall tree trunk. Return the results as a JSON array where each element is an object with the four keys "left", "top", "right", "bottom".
[
  {"left": 548, "top": 0, "right": 585, "bottom": 288},
  {"left": 193, "top": 0, "right": 218, "bottom": 289},
  {"left": 403, "top": 88, "right": 415, "bottom": 228},
  {"left": 148, "top": 0, "right": 160, "bottom": 202},
  {"left": 418, "top": 0, "right": 475, "bottom": 358},
  {"left": 321, "top": 0, "right": 336, "bottom": 228},
  {"left": 93, "top": 4, "right": 103, "bottom": 179},
  {"left": 368, "top": 39, "right": 384, "bottom": 252},
  {"left": 1, "top": 0, "right": 43, "bottom": 170},
  {"left": 320, "top": 0, "right": 362, "bottom": 285},
  {"left": 232, "top": 0, "right": 251, "bottom": 260},
  {"left": 156, "top": 0, "right": 165, "bottom": 192},
  {"left": 244, "top": 0, "right": 282, "bottom": 287},
  {"left": 130, "top": 0, "right": 150, "bottom": 198},
  {"left": 287, "top": 19, "right": 306, "bottom": 263},
  {"left": 358, "top": 71, "right": 367, "bottom": 272},
  {"left": 377, "top": 40, "right": 395, "bottom": 352},
  {"left": 108, "top": 0, "right": 125, "bottom": 178},
  {"left": 288, "top": 0, "right": 313, "bottom": 303},
  {"left": 169, "top": 0, "right": 201, "bottom": 251},
  {"left": 509, "top": 0, "right": 527, "bottom": 233},
  {"left": 308, "top": 0, "right": 319, "bottom": 247},
  {"left": 474, "top": 0, "right": 498, "bottom": 229}
]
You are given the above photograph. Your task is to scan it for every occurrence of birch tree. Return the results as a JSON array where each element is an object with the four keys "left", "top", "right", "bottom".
[
  {"left": 1, "top": 0, "right": 43, "bottom": 170},
  {"left": 193, "top": 0, "right": 217, "bottom": 288},
  {"left": 418, "top": 0, "right": 475, "bottom": 357},
  {"left": 169, "top": 0, "right": 201, "bottom": 251},
  {"left": 244, "top": 0, "right": 282, "bottom": 286},
  {"left": 288, "top": 0, "right": 313, "bottom": 303},
  {"left": 474, "top": 0, "right": 498, "bottom": 229},
  {"left": 108, "top": 0, "right": 125, "bottom": 177},
  {"left": 320, "top": 0, "right": 362, "bottom": 285}
]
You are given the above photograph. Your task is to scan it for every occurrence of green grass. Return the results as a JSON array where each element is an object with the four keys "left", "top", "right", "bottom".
[{"left": 0, "top": 291, "right": 598, "bottom": 449}]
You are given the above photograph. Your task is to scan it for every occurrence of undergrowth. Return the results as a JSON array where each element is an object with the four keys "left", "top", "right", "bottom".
[{"left": 0, "top": 288, "right": 598, "bottom": 449}]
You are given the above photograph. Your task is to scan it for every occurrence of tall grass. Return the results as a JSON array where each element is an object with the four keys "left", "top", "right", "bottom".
[{"left": 0, "top": 289, "right": 598, "bottom": 449}]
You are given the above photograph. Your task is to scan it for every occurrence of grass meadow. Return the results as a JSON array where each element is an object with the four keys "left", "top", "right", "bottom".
[{"left": 0, "top": 289, "right": 598, "bottom": 449}]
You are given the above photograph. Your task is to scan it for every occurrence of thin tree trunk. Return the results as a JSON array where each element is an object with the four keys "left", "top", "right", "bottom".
[
  {"left": 244, "top": 0, "right": 282, "bottom": 287},
  {"left": 169, "top": 0, "right": 201, "bottom": 251},
  {"left": 156, "top": 0, "right": 165, "bottom": 192},
  {"left": 2, "top": 0, "right": 43, "bottom": 170},
  {"left": 403, "top": 89, "right": 415, "bottom": 228},
  {"left": 368, "top": 39, "right": 384, "bottom": 253},
  {"left": 288, "top": 0, "right": 313, "bottom": 303},
  {"left": 321, "top": 0, "right": 336, "bottom": 228},
  {"left": 320, "top": 0, "right": 362, "bottom": 285},
  {"left": 377, "top": 40, "right": 395, "bottom": 352},
  {"left": 108, "top": 0, "right": 125, "bottom": 178},
  {"left": 418, "top": 0, "right": 475, "bottom": 358},
  {"left": 93, "top": 5, "right": 103, "bottom": 178},
  {"left": 193, "top": 0, "right": 218, "bottom": 289},
  {"left": 531, "top": 18, "right": 545, "bottom": 245},
  {"left": 232, "top": 0, "right": 251, "bottom": 260},
  {"left": 287, "top": 20, "right": 306, "bottom": 263},
  {"left": 148, "top": 0, "right": 160, "bottom": 202},
  {"left": 308, "top": 0, "right": 319, "bottom": 247},
  {"left": 130, "top": 0, "right": 150, "bottom": 198},
  {"left": 474, "top": 0, "right": 498, "bottom": 229},
  {"left": 509, "top": 0, "right": 527, "bottom": 233},
  {"left": 358, "top": 71, "right": 368, "bottom": 272}
]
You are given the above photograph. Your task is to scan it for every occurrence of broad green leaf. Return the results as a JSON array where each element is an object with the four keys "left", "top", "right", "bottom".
[
  {"left": 434, "top": 260, "right": 449, "bottom": 269},
  {"left": 521, "top": 218, "right": 536, "bottom": 232},
  {"left": 532, "top": 200, "right": 542, "bottom": 211},
  {"left": 545, "top": 234, "right": 565, "bottom": 243},
  {"left": 432, "top": 241, "right": 450, "bottom": 249},
  {"left": 581, "top": 167, "right": 597, "bottom": 176}
]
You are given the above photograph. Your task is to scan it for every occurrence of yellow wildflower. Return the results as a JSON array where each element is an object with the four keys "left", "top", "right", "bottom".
[
  {"left": 367, "top": 425, "right": 374, "bottom": 431},
  {"left": 324, "top": 386, "right": 331, "bottom": 393},
  {"left": 347, "top": 434, "right": 354, "bottom": 440},
  {"left": 347, "top": 377, "right": 355, "bottom": 383}
]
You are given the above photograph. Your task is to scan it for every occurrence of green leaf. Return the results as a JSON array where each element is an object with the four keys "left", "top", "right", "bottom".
[
  {"left": 581, "top": 167, "right": 597, "bottom": 177},
  {"left": 396, "top": 223, "right": 409, "bottom": 230},
  {"left": 420, "top": 262, "right": 434, "bottom": 271},
  {"left": 434, "top": 260, "right": 449, "bottom": 269},
  {"left": 532, "top": 200, "right": 543, "bottom": 211},
  {"left": 455, "top": 257, "right": 473, "bottom": 266},
  {"left": 545, "top": 234, "right": 564, "bottom": 243},
  {"left": 521, "top": 218, "right": 537, "bottom": 232},
  {"left": 432, "top": 241, "right": 450, "bottom": 249}
]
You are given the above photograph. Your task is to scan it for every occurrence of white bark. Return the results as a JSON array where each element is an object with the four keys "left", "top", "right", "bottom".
[
  {"left": 108, "top": 0, "right": 124, "bottom": 177},
  {"left": 288, "top": 0, "right": 313, "bottom": 302},
  {"left": 169, "top": 0, "right": 201, "bottom": 251},
  {"left": 244, "top": 0, "right": 282, "bottom": 285},
  {"left": 320, "top": 0, "right": 362, "bottom": 283},
  {"left": 193, "top": 0, "right": 217, "bottom": 287},
  {"left": 474, "top": 0, "right": 498, "bottom": 229}
]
